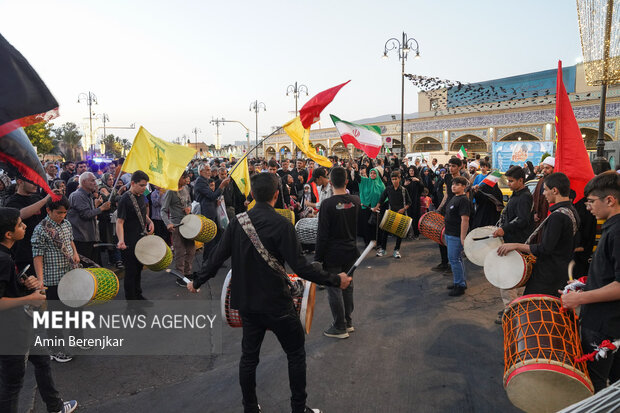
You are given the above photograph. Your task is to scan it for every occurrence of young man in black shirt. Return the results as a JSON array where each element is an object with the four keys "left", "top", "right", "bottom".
[
  {"left": 372, "top": 170, "right": 411, "bottom": 258},
  {"left": 188, "top": 173, "right": 351, "bottom": 413},
  {"left": 432, "top": 158, "right": 462, "bottom": 273},
  {"left": 497, "top": 172, "right": 578, "bottom": 296},
  {"left": 444, "top": 176, "right": 471, "bottom": 296},
  {"left": 315, "top": 167, "right": 360, "bottom": 339},
  {"left": 116, "top": 170, "right": 154, "bottom": 301},
  {"left": 562, "top": 171, "right": 620, "bottom": 392},
  {"left": 0, "top": 207, "right": 78, "bottom": 413}
]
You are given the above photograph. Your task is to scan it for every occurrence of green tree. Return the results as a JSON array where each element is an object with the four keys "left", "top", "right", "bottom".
[
  {"left": 53, "top": 122, "right": 83, "bottom": 161},
  {"left": 101, "top": 134, "right": 122, "bottom": 158},
  {"left": 24, "top": 121, "right": 55, "bottom": 154},
  {"left": 120, "top": 138, "right": 131, "bottom": 156}
]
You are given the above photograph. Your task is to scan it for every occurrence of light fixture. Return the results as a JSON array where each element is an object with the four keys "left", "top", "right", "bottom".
[
  {"left": 467, "top": 138, "right": 471, "bottom": 143},
  {"left": 582, "top": 133, "right": 586, "bottom": 138},
  {"left": 518, "top": 136, "right": 522, "bottom": 141},
  {"left": 382, "top": 52, "right": 388, "bottom": 59},
  {"left": 414, "top": 51, "right": 420, "bottom": 59},
  {"left": 427, "top": 140, "right": 430, "bottom": 144}
]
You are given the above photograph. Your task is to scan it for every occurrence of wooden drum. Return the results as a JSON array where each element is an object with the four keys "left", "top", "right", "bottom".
[
  {"left": 418, "top": 211, "right": 445, "bottom": 245},
  {"left": 179, "top": 214, "right": 217, "bottom": 243},
  {"left": 135, "top": 235, "right": 173, "bottom": 271},
  {"left": 484, "top": 248, "right": 536, "bottom": 289}
]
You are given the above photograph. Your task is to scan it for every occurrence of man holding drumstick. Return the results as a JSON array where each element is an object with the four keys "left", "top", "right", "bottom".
[{"left": 188, "top": 172, "right": 351, "bottom": 413}]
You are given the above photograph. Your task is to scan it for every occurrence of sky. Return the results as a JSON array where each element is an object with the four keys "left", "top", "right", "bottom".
[{"left": 2, "top": 0, "right": 583, "bottom": 147}]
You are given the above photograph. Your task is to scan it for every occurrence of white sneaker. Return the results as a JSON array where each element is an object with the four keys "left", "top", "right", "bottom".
[
  {"left": 50, "top": 352, "right": 73, "bottom": 363},
  {"left": 393, "top": 250, "right": 401, "bottom": 259},
  {"left": 376, "top": 248, "right": 386, "bottom": 257}
]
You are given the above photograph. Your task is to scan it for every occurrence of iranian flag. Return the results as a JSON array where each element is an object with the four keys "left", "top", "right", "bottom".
[
  {"left": 482, "top": 170, "right": 502, "bottom": 187},
  {"left": 330, "top": 114, "right": 382, "bottom": 158},
  {"left": 456, "top": 145, "right": 467, "bottom": 160}
]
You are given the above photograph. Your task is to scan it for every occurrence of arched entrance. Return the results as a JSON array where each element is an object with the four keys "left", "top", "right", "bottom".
[
  {"left": 413, "top": 137, "right": 443, "bottom": 152},
  {"left": 314, "top": 143, "right": 327, "bottom": 156},
  {"left": 331, "top": 142, "right": 348, "bottom": 157},
  {"left": 279, "top": 146, "right": 292, "bottom": 159},
  {"left": 451, "top": 135, "right": 487, "bottom": 154},
  {"left": 580, "top": 128, "right": 613, "bottom": 150},
  {"left": 265, "top": 146, "right": 276, "bottom": 158},
  {"left": 499, "top": 132, "right": 540, "bottom": 141}
]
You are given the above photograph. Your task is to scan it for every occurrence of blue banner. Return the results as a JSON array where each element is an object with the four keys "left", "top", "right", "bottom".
[{"left": 492, "top": 141, "right": 554, "bottom": 172}]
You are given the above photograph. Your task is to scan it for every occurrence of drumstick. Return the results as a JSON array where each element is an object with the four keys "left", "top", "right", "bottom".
[
  {"left": 93, "top": 243, "right": 117, "bottom": 248},
  {"left": 346, "top": 240, "right": 377, "bottom": 277},
  {"left": 173, "top": 222, "right": 184, "bottom": 228},
  {"left": 568, "top": 260, "right": 575, "bottom": 281},
  {"left": 472, "top": 236, "right": 492, "bottom": 241},
  {"left": 165, "top": 269, "right": 197, "bottom": 290}
]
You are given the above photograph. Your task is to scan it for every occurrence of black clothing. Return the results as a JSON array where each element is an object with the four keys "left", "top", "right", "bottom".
[
  {"left": 345, "top": 170, "right": 361, "bottom": 195},
  {"left": 193, "top": 202, "right": 341, "bottom": 314},
  {"left": 580, "top": 213, "right": 620, "bottom": 338},
  {"left": 65, "top": 180, "right": 79, "bottom": 198},
  {"left": 379, "top": 184, "right": 412, "bottom": 212},
  {"left": 0, "top": 244, "right": 23, "bottom": 299},
  {"left": 405, "top": 178, "right": 423, "bottom": 236},
  {"left": 581, "top": 327, "right": 620, "bottom": 393},
  {"left": 471, "top": 181, "right": 503, "bottom": 229},
  {"left": 117, "top": 192, "right": 147, "bottom": 247},
  {"left": 525, "top": 201, "right": 579, "bottom": 297},
  {"left": 59, "top": 170, "right": 74, "bottom": 183},
  {"left": 5, "top": 193, "right": 45, "bottom": 273},
  {"left": 194, "top": 176, "right": 221, "bottom": 223},
  {"left": 574, "top": 198, "right": 597, "bottom": 277},
  {"left": 444, "top": 195, "right": 472, "bottom": 237},
  {"left": 290, "top": 168, "right": 308, "bottom": 196},
  {"left": 500, "top": 187, "right": 533, "bottom": 243},
  {"left": 314, "top": 194, "right": 360, "bottom": 268}
]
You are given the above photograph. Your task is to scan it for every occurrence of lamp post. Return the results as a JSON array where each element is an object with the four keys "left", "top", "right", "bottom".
[
  {"left": 77, "top": 91, "right": 98, "bottom": 157},
  {"left": 286, "top": 82, "right": 308, "bottom": 156},
  {"left": 383, "top": 32, "right": 420, "bottom": 157},
  {"left": 249, "top": 100, "right": 266, "bottom": 157},
  {"left": 191, "top": 127, "right": 201, "bottom": 159}
]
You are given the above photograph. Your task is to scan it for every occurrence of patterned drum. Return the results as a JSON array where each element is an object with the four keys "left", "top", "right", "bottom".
[
  {"left": 380, "top": 210, "right": 412, "bottom": 239},
  {"left": 58, "top": 267, "right": 119, "bottom": 307},
  {"left": 295, "top": 218, "right": 318, "bottom": 245},
  {"left": 484, "top": 248, "right": 536, "bottom": 289},
  {"left": 135, "top": 235, "right": 173, "bottom": 271},
  {"left": 503, "top": 294, "right": 594, "bottom": 412},
  {"left": 179, "top": 214, "right": 217, "bottom": 243},
  {"left": 464, "top": 226, "right": 503, "bottom": 266},
  {"left": 418, "top": 211, "right": 445, "bottom": 245},
  {"left": 275, "top": 208, "right": 295, "bottom": 225},
  {"left": 221, "top": 270, "right": 316, "bottom": 334}
]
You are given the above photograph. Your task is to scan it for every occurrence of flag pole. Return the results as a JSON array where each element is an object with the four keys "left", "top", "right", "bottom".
[{"left": 228, "top": 126, "right": 282, "bottom": 176}]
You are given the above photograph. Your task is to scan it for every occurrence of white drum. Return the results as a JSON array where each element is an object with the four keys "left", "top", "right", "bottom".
[
  {"left": 58, "top": 267, "right": 119, "bottom": 308},
  {"left": 135, "top": 235, "right": 173, "bottom": 272},
  {"left": 295, "top": 218, "right": 319, "bottom": 245},
  {"left": 464, "top": 226, "right": 503, "bottom": 266},
  {"left": 484, "top": 247, "right": 536, "bottom": 289}
]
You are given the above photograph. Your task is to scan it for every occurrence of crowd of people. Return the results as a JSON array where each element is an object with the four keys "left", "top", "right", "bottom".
[{"left": 0, "top": 151, "right": 619, "bottom": 413}]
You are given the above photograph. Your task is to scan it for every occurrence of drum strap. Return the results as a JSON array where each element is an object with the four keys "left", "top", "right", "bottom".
[
  {"left": 525, "top": 207, "right": 578, "bottom": 245},
  {"left": 129, "top": 192, "right": 147, "bottom": 236},
  {"left": 41, "top": 218, "right": 79, "bottom": 269},
  {"left": 236, "top": 212, "right": 304, "bottom": 297}
]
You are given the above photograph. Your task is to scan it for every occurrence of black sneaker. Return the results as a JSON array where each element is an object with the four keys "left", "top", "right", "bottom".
[
  {"left": 443, "top": 266, "right": 453, "bottom": 276},
  {"left": 431, "top": 263, "right": 449, "bottom": 272},
  {"left": 115, "top": 261, "right": 125, "bottom": 269},
  {"left": 323, "top": 325, "right": 349, "bottom": 339},
  {"left": 447, "top": 284, "right": 467, "bottom": 290},
  {"left": 448, "top": 286, "right": 466, "bottom": 296}
]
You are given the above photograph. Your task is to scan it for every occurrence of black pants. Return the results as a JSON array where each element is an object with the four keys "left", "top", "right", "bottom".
[
  {"left": 239, "top": 309, "right": 307, "bottom": 413},
  {"left": 379, "top": 229, "right": 402, "bottom": 250},
  {"left": 74, "top": 240, "right": 100, "bottom": 266},
  {"left": 46, "top": 286, "right": 83, "bottom": 351},
  {"left": 438, "top": 244, "right": 448, "bottom": 265},
  {"left": 325, "top": 262, "right": 354, "bottom": 330},
  {"left": 201, "top": 223, "right": 222, "bottom": 269},
  {"left": 360, "top": 208, "right": 378, "bottom": 245},
  {"left": 581, "top": 327, "right": 620, "bottom": 393},
  {"left": 153, "top": 219, "right": 170, "bottom": 246},
  {"left": 0, "top": 354, "right": 63, "bottom": 413},
  {"left": 122, "top": 246, "right": 143, "bottom": 300}
]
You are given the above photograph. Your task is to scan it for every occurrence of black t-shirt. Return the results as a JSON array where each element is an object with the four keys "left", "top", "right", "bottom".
[
  {"left": 6, "top": 193, "right": 45, "bottom": 268},
  {"left": 444, "top": 195, "right": 471, "bottom": 237},
  {"left": 0, "top": 244, "right": 31, "bottom": 354},
  {"left": 314, "top": 194, "right": 361, "bottom": 266},
  {"left": 117, "top": 191, "right": 148, "bottom": 247}
]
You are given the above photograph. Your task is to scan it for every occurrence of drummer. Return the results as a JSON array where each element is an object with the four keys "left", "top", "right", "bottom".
[
  {"left": 188, "top": 172, "right": 351, "bottom": 413},
  {"left": 562, "top": 171, "right": 620, "bottom": 393},
  {"left": 372, "top": 170, "right": 411, "bottom": 259},
  {"left": 496, "top": 172, "right": 579, "bottom": 296}
]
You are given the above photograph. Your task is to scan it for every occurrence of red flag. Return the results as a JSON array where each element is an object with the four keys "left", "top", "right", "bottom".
[
  {"left": 555, "top": 60, "right": 594, "bottom": 202},
  {"left": 299, "top": 80, "right": 350, "bottom": 129}
]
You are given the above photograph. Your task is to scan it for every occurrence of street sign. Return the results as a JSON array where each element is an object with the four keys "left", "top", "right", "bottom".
[{"left": 384, "top": 136, "right": 393, "bottom": 148}]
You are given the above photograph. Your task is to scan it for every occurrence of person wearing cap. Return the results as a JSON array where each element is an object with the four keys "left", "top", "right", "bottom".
[{"left": 533, "top": 157, "right": 555, "bottom": 230}]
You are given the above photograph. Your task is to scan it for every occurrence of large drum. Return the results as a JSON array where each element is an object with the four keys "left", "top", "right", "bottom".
[
  {"left": 135, "top": 235, "right": 173, "bottom": 271},
  {"left": 380, "top": 210, "right": 412, "bottom": 239},
  {"left": 503, "top": 294, "right": 594, "bottom": 412},
  {"left": 295, "top": 217, "right": 318, "bottom": 245},
  {"left": 484, "top": 248, "right": 536, "bottom": 289},
  {"left": 58, "top": 267, "right": 119, "bottom": 307},
  {"left": 464, "top": 226, "right": 503, "bottom": 266},
  {"left": 179, "top": 214, "right": 217, "bottom": 243},
  {"left": 418, "top": 211, "right": 445, "bottom": 245},
  {"left": 275, "top": 208, "right": 295, "bottom": 225},
  {"left": 221, "top": 270, "right": 316, "bottom": 334}
]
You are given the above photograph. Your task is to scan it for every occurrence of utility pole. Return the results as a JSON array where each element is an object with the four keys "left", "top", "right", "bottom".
[
  {"left": 191, "top": 127, "right": 201, "bottom": 159},
  {"left": 77, "top": 91, "right": 98, "bottom": 157},
  {"left": 210, "top": 117, "right": 226, "bottom": 150}
]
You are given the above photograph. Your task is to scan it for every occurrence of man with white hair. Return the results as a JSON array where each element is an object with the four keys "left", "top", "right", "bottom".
[
  {"left": 533, "top": 156, "right": 555, "bottom": 230},
  {"left": 67, "top": 172, "right": 111, "bottom": 263}
]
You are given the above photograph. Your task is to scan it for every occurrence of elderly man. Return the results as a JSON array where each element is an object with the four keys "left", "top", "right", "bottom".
[
  {"left": 195, "top": 163, "right": 229, "bottom": 266},
  {"left": 67, "top": 172, "right": 111, "bottom": 264},
  {"left": 44, "top": 162, "right": 58, "bottom": 186},
  {"left": 533, "top": 156, "right": 555, "bottom": 229}
]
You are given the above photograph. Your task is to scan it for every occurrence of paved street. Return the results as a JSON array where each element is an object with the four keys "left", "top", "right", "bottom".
[{"left": 27, "top": 236, "right": 520, "bottom": 413}]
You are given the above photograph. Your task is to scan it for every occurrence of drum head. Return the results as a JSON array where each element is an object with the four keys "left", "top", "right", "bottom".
[
  {"left": 380, "top": 210, "right": 390, "bottom": 228},
  {"left": 464, "top": 226, "right": 503, "bottom": 266},
  {"left": 135, "top": 235, "right": 168, "bottom": 266},
  {"left": 484, "top": 249, "right": 525, "bottom": 289},
  {"left": 300, "top": 281, "right": 316, "bottom": 335},
  {"left": 58, "top": 269, "right": 96, "bottom": 308},
  {"left": 179, "top": 215, "right": 201, "bottom": 240},
  {"left": 506, "top": 366, "right": 594, "bottom": 413}
]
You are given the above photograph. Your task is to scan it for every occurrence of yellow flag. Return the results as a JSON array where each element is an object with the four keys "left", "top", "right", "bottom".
[
  {"left": 283, "top": 117, "right": 332, "bottom": 167},
  {"left": 230, "top": 157, "right": 251, "bottom": 197},
  {"left": 123, "top": 126, "right": 196, "bottom": 190}
]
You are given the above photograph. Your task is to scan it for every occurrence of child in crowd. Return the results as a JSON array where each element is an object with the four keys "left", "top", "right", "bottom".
[
  {"left": 373, "top": 170, "right": 412, "bottom": 259},
  {"left": 420, "top": 188, "right": 432, "bottom": 215},
  {"left": 444, "top": 176, "right": 471, "bottom": 297}
]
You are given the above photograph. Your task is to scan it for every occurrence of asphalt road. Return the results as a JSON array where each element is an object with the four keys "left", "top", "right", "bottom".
[{"left": 25, "top": 236, "right": 521, "bottom": 413}]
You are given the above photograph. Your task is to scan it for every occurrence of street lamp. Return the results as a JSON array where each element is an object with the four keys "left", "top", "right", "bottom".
[
  {"left": 383, "top": 32, "right": 420, "bottom": 157},
  {"left": 286, "top": 82, "right": 308, "bottom": 155},
  {"left": 77, "top": 91, "right": 98, "bottom": 157},
  {"left": 250, "top": 100, "right": 266, "bottom": 157},
  {"left": 191, "top": 127, "right": 201, "bottom": 159}
]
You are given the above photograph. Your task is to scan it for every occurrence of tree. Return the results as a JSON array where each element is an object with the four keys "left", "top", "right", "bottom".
[
  {"left": 53, "top": 122, "right": 83, "bottom": 161},
  {"left": 24, "top": 121, "right": 55, "bottom": 154},
  {"left": 101, "top": 134, "right": 122, "bottom": 158},
  {"left": 120, "top": 138, "right": 131, "bottom": 156}
]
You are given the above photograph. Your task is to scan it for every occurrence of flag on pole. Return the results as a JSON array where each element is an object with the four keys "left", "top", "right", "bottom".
[
  {"left": 456, "top": 145, "right": 467, "bottom": 160},
  {"left": 554, "top": 60, "right": 594, "bottom": 202},
  {"left": 0, "top": 34, "right": 60, "bottom": 200},
  {"left": 123, "top": 126, "right": 196, "bottom": 191},
  {"left": 330, "top": 115, "right": 383, "bottom": 159},
  {"left": 231, "top": 158, "right": 251, "bottom": 197},
  {"left": 283, "top": 117, "right": 332, "bottom": 167},
  {"left": 481, "top": 170, "right": 502, "bottom": 187},
  {"left": 299, "top": 81, "right": 350, "bottom": 129}
]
